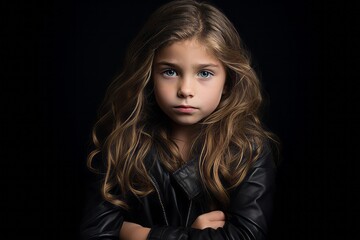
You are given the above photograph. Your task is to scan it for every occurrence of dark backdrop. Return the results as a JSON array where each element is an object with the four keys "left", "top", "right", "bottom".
[{"left": 2, "top": 0, "right": 357, "bottom": 239}]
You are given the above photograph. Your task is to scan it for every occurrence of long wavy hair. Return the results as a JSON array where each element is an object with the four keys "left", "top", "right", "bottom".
[{"left": 87, "top": 0, "right": 279, "bottom": 209}]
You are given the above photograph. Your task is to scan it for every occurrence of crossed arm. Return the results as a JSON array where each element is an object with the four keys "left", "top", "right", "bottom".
[
  {"left": 80, "top": 147, "right": 276, "bottom": 240},
  {"left": 120, "top": 210, "right": 225, "bottom": 240}
]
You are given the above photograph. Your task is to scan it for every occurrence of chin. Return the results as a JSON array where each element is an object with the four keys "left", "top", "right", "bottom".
[{"left": 173, "top": 120, "right": 199, "bottom": 126}]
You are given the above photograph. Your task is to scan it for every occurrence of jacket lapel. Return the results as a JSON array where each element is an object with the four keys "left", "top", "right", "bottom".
[{"left": 172, "top": 159, "right": 202, "bottom": 200}]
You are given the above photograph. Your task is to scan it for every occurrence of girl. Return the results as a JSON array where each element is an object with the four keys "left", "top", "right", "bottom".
[{"left": 80, "top": 0, "right": 279, "bottom": 239}]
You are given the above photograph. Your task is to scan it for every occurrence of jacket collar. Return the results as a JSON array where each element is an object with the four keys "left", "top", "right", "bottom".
[
  {"left": 171, "top": 159, "right": 202, "bottom": 200},
  {"left": 146, "top": 148, "right": 202, "bottom": 200}
]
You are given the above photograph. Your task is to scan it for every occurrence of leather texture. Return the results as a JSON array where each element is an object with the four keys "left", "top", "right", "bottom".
[{"left": 80, "top": 144, "right": 276, "bottom": 240}]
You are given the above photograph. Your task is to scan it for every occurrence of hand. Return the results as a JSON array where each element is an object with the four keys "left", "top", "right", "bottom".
[
  {"left": 120, "top": 221, "right": 150, "bottom": 240},
  {"left": 191, "top": 210, "right": 225, "bottom": 230}
]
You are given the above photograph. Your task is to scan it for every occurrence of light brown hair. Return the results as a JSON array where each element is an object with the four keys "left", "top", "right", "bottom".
[{"left": 87, "top": 0, "right": 279, "bottom": 209}]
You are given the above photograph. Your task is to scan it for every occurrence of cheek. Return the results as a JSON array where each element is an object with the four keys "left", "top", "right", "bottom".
[
  {"left": 200, "top": 90, "right": 222, "bottom": 109},
  {"left": 205, "top": 84, "right": 225, "bottom": 108},
  {"left": 154, "top": 84, "right": 170, "bottom": 106}
]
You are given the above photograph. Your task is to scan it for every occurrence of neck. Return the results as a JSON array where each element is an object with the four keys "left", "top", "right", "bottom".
[{"left": 171, "top": 124, "right": 199, "bottom": 161}]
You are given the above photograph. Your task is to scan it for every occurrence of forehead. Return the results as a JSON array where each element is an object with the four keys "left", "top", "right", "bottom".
[{"left": 154, "top": 38, "right": 220, "bottom": 64}]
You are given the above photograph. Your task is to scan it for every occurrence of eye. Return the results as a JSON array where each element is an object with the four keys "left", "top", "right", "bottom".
[
  {"left": 162, "top": 69, "right": 178, "bottom": 77},
  {"left": 198, "top": 70, "right": 213, "bottom": 78}
]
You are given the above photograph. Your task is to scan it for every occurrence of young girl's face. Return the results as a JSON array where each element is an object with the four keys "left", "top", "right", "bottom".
[{"left": 153, "top": 38, "right": 226, "bottom": 127}]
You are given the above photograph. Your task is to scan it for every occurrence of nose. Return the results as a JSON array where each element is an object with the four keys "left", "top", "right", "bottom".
[{"left": 177, "top": 78, "right": 194, "bottom": 98}]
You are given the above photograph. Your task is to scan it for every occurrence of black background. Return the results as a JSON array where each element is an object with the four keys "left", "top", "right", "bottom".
[{"left": 2, "top": 0, "right": 358, "bottom": 239}]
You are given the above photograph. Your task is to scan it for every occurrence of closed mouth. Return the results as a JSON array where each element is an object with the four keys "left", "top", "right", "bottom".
[{"left": 174, "top": 105, "right": 197, "bottom": 109}]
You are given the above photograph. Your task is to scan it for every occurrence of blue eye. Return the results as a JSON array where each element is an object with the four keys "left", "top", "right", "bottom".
[
  {"left": 163, "top": 69, "right": 177, "bottom": 77},
  {"left": 198, "top": 71, "right": 213, "bottom": 78}
]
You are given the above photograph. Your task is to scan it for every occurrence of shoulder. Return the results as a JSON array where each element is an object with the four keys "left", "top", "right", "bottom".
[
  {"left": 227, "top": 140, "right": 277, "bottom": 237},
  {"left": 79, "top": 180, "right": 124, "bottom": 240},
  {"left": 235, "top": 140, "right": 277, "bottom": 193},
  {"left": 251, "top": 139, "right": 277, "bottom": 170}
]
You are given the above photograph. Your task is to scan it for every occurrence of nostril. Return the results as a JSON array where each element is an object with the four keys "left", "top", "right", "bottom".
[
  {"left": 177, "top": 89, "right": 194, "bottom": 98},
  {"left": 177, "top": 82, "right": 194, "bottom": 97}
]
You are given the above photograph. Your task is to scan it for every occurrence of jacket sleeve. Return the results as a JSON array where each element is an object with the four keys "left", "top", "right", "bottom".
[
  {"left": 79, "top": 181, "right": 124, "bottom": 240},
  {"left": 147, "top": 145, "right": 277, "bottom": 240}
]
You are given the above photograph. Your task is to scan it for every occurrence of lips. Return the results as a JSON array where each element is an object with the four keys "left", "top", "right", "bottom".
[
  {"left": 174, "top": 105, "right": 198, "bottom": 113},
  {"left": 175, "top": 105, "right": 196, "bottom": 109}
]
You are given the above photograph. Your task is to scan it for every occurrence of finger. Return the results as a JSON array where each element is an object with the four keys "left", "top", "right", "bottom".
[
  {"left": 215, "top": 220, "right": 225, "bottom": 228},
  {"left": 120, "top": 221, "right": 142, "bottom": 237},
  {"left": 205, "top": 210, "right": 225, "bottom": 221},
  {"left": 207, "top": 220, "right": 225, "bottom": 230},
  {"left": 122, "top": 221, "right": 141, "bottom": 228}
]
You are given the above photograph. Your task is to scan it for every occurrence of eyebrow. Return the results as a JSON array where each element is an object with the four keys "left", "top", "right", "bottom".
[{"left": 154, "top": 61, "right": 220, "bottom": 69}]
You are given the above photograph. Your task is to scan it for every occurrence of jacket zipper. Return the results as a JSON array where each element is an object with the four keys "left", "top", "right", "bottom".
[{"left": 149, "top": 175, "right": 169, "bottom": 226}]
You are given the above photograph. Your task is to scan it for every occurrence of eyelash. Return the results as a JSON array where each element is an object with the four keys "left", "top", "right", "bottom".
[
  {"left": 162, "top": 69, "right": 177, "bottom": 77},
  {"left": 161, "top": 69, "right": 214, "bottom": 78},
  {"left": 198, "top": 70, "right": 214, "bottom": 78}
]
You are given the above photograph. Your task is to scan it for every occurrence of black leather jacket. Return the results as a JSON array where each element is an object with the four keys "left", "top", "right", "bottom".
[{"left": 80, "top": 145, "right": 276, "bottom": 240}]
